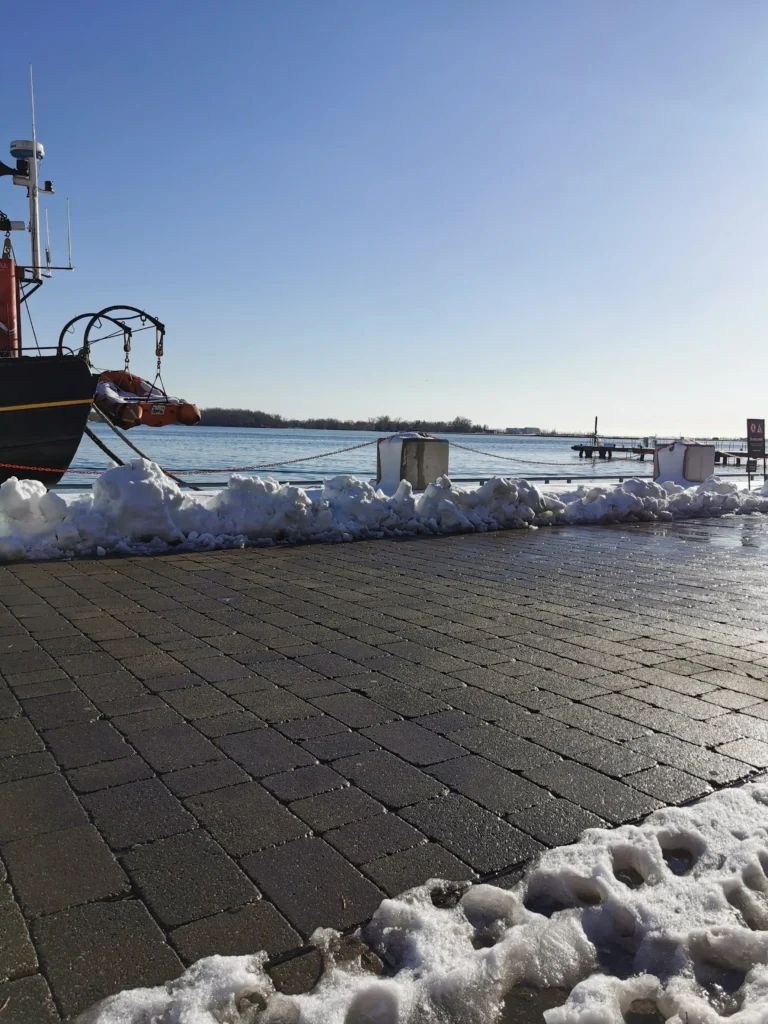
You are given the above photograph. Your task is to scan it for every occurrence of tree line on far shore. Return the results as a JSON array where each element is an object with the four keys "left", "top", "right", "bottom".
[{"left": 200, "top": 409, "right": 490, "bottom": 433}]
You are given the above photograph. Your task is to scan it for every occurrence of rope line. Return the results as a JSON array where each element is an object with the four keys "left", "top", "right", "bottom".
[
  {"left": 0, "top": 437, "right": 389, "bottom": 479},
  {"left": 173, "top": 437, "right": 387, "bottom": 475},
  {"left": 155, "top": 438, "right": 637, "bottom": 476},
  {"left": 447, "top": 440, "right": 640, "bottom": 468},
  {"left": 0, "top": 436, "right": 653, "bottom": 481}
]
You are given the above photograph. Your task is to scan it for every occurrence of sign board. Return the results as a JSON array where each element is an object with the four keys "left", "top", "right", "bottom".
[
  {"left": 748, "top": 459, "right": 757, "bottom": 474},
  {"left": 747, "top": 418, "right": 765, "bottom": 459}
]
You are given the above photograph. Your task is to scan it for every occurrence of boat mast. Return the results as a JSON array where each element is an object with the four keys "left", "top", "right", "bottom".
[
  {"left": 25, "top": 65, "right": 42, "bottom": 281},
  {"left": 7, "top": 67, "right": 55, "bottom": 286}
]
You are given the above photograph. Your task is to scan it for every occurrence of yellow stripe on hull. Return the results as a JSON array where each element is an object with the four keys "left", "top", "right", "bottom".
[{"left": 0, "top": 398, "right": 93, "bottom": 413}]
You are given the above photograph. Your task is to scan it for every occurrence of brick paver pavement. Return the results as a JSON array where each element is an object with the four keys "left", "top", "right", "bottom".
[{"left": 2, "top": 517, "right": 768, "bottom": 1018}]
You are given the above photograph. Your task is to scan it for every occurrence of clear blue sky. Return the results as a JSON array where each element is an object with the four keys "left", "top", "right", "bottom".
[{"left": 4, "top": 1, "right": 768, "bottom": 434}]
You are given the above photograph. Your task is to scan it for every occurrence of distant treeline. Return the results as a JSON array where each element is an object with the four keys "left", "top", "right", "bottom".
[{"left": 200, "top": 409, "right": 490, "bottom": 433}]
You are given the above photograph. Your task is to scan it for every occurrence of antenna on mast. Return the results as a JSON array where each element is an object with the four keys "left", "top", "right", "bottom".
[
  {"left": 44, "top": 208, "right": 51, "bottom": 274},
  {"left": 6, "top": 68, "right": 69, "bottom": 284},
  {"left": 66, "top": 198, "right": 73, "bottom": 269},
  {"left": 30, "top": 64, "right": 37, "bottom": 148},
  {"left": 13, "top": 63, "right": 44, "bottom": 281}
]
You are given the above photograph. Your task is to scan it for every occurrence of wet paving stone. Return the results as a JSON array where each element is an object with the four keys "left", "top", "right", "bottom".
[
  {"left": 430, "top": 755, "right": 550, "bottom": 814},
  {"left": 130, "top": 722, "right": 224, "bottom": 773},
  {"left": 625, "top": 765, "right": 711, "bottom": 804},
  {"left": 0, "top": 750, "right": 57, "bottom": 784},
  {"left": 301, "top": 730, "right": 380, "bottom": 760},
  {"left": 0, "top": 773, "right": 87, "bottom": 843},
  {"left": 447, "top": 723, "right": 558, "bottom": 772},
  {"left": 6, "top": 520, "right": 768, "bottom": 1008},
  {"left": 325, "top": 813, "right": 425, "bottom": 865},
  {"left": 4, "top": 824, "right": 130, "bottom": 917},
  {"left": 234, "top": 686, "right": 318, "bottom": 723},
  {"left": 524, "top": 761, "right": 662, "bottom": 825},
  {"left": 310, "top": 692, "right": 397, "bottom": 728},
  {"left": 82, "top": 778, "right": 196, "bottom": 850},
  {"left": 162, "top": 685, "right": 241, "bottom": 719},
  {"left": 268, "top": 950, "right": 323, "bottom": 995},
  {"left": 401, "top": 793, "right": 543, "bottom": 873},
  {"left": 33, "top": 900, "right": 182, "bottom": 1018},
  {"left": 186, "top": 782, "right": 309, "bottom": 856},
  {"left": 333, "top": 750, "right": 448, "bottom": 807},
  {"left": 361, "top": 842, "right": 475, "bottom": 896},
  {"left": 0, "top": 883, "right": 37, "bottom": 983},
  {"left": 262, "top": 763, "right": 348, "bottom": 802},
  {"left": 0, "top": 974, "right": 60, "bottom": 1024},
  {"left": 66, "top": 755, "right": 154, "bottom": 793},
  {"left": 242, "top": 836, "right": 383, "bottom": 937},
  {"left": 629, "top": 733, "right": 749, "bottom": 785},
  {"left": 19, "top": 691, "right": 99, "bottom": 730},
  {"left": 0, "top": 718, "right": 44, "bottom": 758},
  {"left": 361, "top": 719, "right": 465, "bottom": 765},
  {"left": 122, "top": 830, "right": 259, "bottom": 928},
  {"left": 44, "top": 720, "right": 132, "bottom": 769},
  {"left": 507, "top": 797, "right": 607, "bottom": 846},
  {"left": 162, "top": 758, "right": 250, "bottom": 798},
  {"left": 170, "top": 901, "right": 300, "bottom": 965},
  {"left": 353, "top": 678, "right": 450, "bottom": 717},
  {"left": 218, "top": 727, "right": 316, "bottom": 777},
  {"left": 290, "top": 786, "right": 385, "bottom": 832}
]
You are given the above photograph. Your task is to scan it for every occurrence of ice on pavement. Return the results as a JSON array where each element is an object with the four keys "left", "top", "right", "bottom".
[
  {"left": 2, "top": 458, "right": 768, "bottom": 561},
  {"left": 77, "top": 780, "right": 768, "bottom": 1024}
]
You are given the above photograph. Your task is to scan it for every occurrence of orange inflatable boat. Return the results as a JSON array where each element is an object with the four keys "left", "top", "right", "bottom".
[{"left": 95, "top": 370, "right": 201, "bottom": 430}]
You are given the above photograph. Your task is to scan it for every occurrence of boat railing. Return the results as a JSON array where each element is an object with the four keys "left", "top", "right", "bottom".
[{"left": 3, "top": 344, "right": 78, "bottom": 357}]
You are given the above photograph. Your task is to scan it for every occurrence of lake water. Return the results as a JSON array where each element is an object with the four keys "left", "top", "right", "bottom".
[{"left": 64, "top": 425, "right": 745, "bottom": 488}]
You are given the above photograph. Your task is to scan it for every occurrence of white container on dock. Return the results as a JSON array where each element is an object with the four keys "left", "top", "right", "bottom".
[
  {"left": 377, "top": 433, "right": 449, "bottom": 493},
  {"left": 653, "top": 441, "right": 715, "bottom": 487}
]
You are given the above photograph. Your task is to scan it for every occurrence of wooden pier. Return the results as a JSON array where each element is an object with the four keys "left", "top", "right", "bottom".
[{"left": 571, "top": 443, "right": 749, "bottom": 465}]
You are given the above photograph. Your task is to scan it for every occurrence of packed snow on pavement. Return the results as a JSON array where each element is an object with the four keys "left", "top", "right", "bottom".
[
  {"left": 77, "top": 780, "right": 768, "bottom": 1024},
  {"left": 2, "top": 458, "right": 768, "bottom": 561}
]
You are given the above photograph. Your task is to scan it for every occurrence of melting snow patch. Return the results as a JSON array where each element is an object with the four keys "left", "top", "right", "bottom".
[
  {"left": 1, "top": 459, "right": 768, "bottom": 561},
  {"left": 77, "top": 781, "right": 768, "bottom": 1024}
]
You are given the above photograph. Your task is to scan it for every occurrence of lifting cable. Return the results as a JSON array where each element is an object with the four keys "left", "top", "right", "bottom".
[
  {"left": 83, "top": 424, "right": 125, "bottom": 466},
  {"left": 90, "top": 405, "right": 202, "bottom": 491}
]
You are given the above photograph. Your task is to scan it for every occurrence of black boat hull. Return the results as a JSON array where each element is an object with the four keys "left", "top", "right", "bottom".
[{"left": 0, "top": 357, "right": 97, "bottom": 487}]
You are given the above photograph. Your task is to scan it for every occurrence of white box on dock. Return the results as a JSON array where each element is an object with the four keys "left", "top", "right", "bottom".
[
  {"left": 377, "top": 433, "right": 449, "bottom": 492},
  {"left": 653, "top": 441, "right": 715, "bottom": 487}
]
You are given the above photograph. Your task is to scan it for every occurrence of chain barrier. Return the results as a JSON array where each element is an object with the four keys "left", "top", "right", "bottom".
[{"left": 0, "top": 461, "right": 99, "bottom": 475}]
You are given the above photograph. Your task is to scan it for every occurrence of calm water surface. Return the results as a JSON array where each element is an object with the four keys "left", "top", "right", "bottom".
[{"left": 65, "top": 426, "right": 743, "bottom": 488}]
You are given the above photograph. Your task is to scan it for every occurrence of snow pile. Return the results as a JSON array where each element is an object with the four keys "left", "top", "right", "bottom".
[
  {"left": 0, "top": 462, "right": 560, "bottom": 560},
  {"left": 77, "top": 781, "right": 768, "bottom": 1024},
  {"left": 2, "top": 459, "right": 768, "bottom": 561}
]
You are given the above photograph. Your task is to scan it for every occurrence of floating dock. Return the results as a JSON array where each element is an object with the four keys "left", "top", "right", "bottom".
[{"left": 571, "top": 444, "right": 750, "bottom": 464}]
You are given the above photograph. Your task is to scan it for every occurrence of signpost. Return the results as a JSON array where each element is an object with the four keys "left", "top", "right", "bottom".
[{"left": 747, "top": 418, "right": 766, "bottom": 490}]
